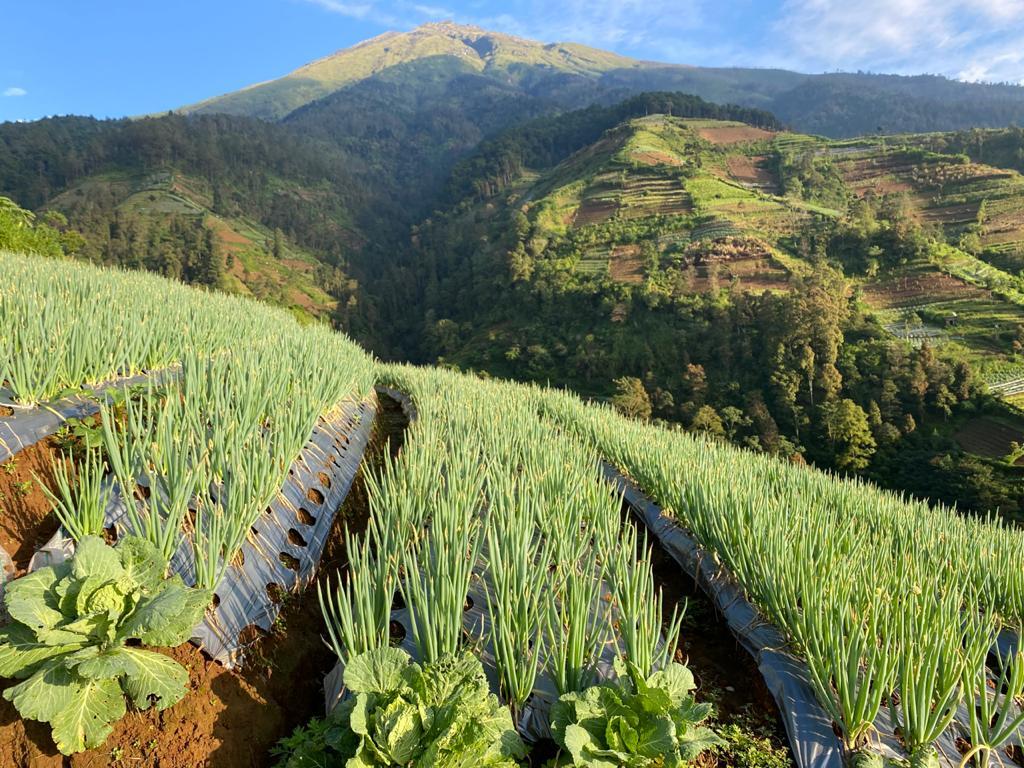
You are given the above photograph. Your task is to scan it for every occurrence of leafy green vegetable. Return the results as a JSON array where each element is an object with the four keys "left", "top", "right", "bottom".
[
  {"left": 272, "top": 647, "right": 527, "bottom": 768},
  {"left": 0, "top": 535, "right": 210, "bottom": 754},
  {"left": 550, "top": 659, "right": 722, "bottom": 768}
]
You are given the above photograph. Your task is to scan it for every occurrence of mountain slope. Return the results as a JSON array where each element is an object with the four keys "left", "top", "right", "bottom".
[
  {"left": 403, "top": 109, "right": 1024, "bottom": 513},
  {"left": 46, "top": 170, "right": 338, "bottom": 320},
  {"left": 418, "top": 112, "right": 1024, "bottom": 373},
  {"left": 0, "top": 114, "right": 367, "bottom": 326},
  {"left": 181, "top": 22, "right": 640, "bottom": 120},
  {"left": 179, "top": 22, "right": 1024, "bottom": 138}
]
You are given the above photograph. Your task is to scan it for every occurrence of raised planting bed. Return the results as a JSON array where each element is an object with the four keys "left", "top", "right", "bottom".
[
  {"left": 602, "top": 461, "right": 1024, "bottom": 768},
  {"left": 307, "top": 373, "right": 728, "bottom": 766},
  {"left": 0, "top": 391, "right": 410, "bottom": 768},
  {"left": 0, "top": 372, "right": 164, "bottom": 464}
]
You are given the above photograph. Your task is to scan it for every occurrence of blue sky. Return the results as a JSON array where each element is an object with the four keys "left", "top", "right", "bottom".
[{"left": 4, "top": 0, "right": 1024, "bottom": 122}]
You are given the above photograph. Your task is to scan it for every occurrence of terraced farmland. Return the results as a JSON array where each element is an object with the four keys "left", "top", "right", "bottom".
[
  {"left": 48, "top": 169, "right": 338, "bottom": 320},
  {"left": 955, "top": 416, "right": 1024, "bottom": 463},
  {"left": 829, "top": 145, "right": 1024, "bottom": 260}
]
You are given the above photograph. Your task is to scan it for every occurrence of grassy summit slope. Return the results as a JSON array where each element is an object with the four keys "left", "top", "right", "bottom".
[
  {"left": 178, "top": 23, "right": 1024, "bottom": 138},
  {"left": 181, "top": 22, "right": 640, "bottom": 120}
]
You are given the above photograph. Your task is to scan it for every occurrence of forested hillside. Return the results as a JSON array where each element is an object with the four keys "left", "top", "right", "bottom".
[
  {"left": 408, "top": 112, "right": 1024, "bottom": 516},
  {"left": 0, "top": 114, "right": 368, "bottom": 325}
]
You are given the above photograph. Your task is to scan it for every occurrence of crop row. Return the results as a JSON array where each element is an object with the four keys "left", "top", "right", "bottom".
[
  {"left": 538, "top": 389, "right": 1024, "bottom": 766},
  {"left": 0, "top": 251, "right": 375, "bottom": 589},
  {"left": 324, "top": 364, "right": 681, "bottom": 711}
]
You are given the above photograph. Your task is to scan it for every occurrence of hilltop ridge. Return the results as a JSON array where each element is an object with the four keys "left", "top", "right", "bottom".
[
  {"left": 177, "top": 22, "right": 1024, "bottom": 139},
  {"left": 180, "top": 21, "right": 640, "bottom": 120}
]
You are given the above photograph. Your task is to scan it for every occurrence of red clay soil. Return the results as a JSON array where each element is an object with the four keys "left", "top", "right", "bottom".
[
  {"left": 0, "top": 437, "right": 65, "bottom": 575},
  {"left": 0, "top": 581, "right": 346, "bottom": 768},
  {"left": 0, "top": 394, "right": 409, "bottom": 768},
  {"left": 0, "top": 509, "right": 355, "bottom": 768}
]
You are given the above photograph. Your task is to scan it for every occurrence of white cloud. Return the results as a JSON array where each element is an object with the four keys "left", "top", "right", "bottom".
[
  {"left": 303, "top": 0, "right": 372, "bottom": 17},
  {"left": 412, "top": 4, "right": 455, "bottom": 16},
  {"left": 3, "top": 86, "right": 27, "bottom": 97},
  {"left": 301, "top": 0, "right": 400, "bottom": 25},
  {"left": 774, "top": 0, "right": 1024, "bottom": 80},
  {"left": 303, "top": 0, "right": 705, "bottom": 52},
  {"left": 469, "top": 0, "right": 706, "bottom": 50}
]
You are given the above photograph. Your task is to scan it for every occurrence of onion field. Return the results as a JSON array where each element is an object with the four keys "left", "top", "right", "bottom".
[{"left": 1, "top": 249, "right": 1024, "bottom": 767}]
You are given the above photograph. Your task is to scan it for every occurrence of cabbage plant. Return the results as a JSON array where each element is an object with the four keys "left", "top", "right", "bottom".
[
  {"left": 274, "top": 647, "right": 527, "bottom": 767},
  {"left": 550, "top": 658, "right": 722, "bottom": 767},
  {"left": 0, "top": 535, "right": 210, "bottom": 754}
]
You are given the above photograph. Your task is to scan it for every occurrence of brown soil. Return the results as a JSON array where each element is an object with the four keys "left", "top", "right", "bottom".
[
  {"left": 725, "top": 155, "right": 777, "bottom": 192},
  {"left": 286, "top": 286, "right": 332, "bottom": 315},
  {"left": 208, "top": 218, "right": 252, "bottom": 253},
  {"left": 920, "top": 202, "right": 980, "bottom": 225},
  {"left": 955, "top": 417, "right": 1024, "bottom": 463},
  {"left": 619, "top": 197, "right": 691, "bottom": 219},
  {"left": 0, "top": 438, "right": 65, "bottom": 574},
  {"left": 851, "top": 178, "right": 913, "bottom": 197},
  {"left": 630, "top": 150, "right": 683, "bottom": 166},
  {"left": 690, "top": 265, "right": 789, "bottom": 296},
  {"left": 862, "top": 270, "right": 987, "bottom": 309},
  {"left": 833, "top": 156, "right": 919, "bottom": 184},
  {"left": 573, "top": 197, "right": 618, "bottom": 228},
  {"left": 608, "top": 245, "right": 645, "bottom": 284},
  {"left": 982, "top": 211, "right": 1024, "bottom": 247},
  {"left": 622, "top": 501, "right": 794, "bottom": 760},
  {"left": 0, "top": 394, "right": 409, "bottom": 768},
  {"left": 697, "top": 125, "right": 775, "bottom": 146}
]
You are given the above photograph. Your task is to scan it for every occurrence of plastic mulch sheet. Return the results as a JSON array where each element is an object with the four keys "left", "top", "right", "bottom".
[
  {"left": 0, "top": 545, "right": 12, "bottom": 619},
  {"left": 0, "top": 373, "right": 163, "bottom": 463},
  {"left": 376, "top": 386, "right": 418, "bottom": 422},
  {"left": 187, "top": 396, "right": 377, "bottom": 665},
  {"left": 598, "top": 461, "right": 1012, "bottom": 768},
  {"left": 323, "top": 389, "right": 639, "bottom": 742},
  {"left": 599, "top": 462, "right": 843, "bottom": 768},
  {"left": 25, "top": 395, "right": 378, "bottom": 668}
]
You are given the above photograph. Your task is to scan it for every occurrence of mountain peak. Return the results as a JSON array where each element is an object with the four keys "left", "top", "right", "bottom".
[
  {"left": 180, "top": 22, "right": 639, "bottom": 121},
  {"left": 414, "top": 20, "right": 492, "bottom": 36}
]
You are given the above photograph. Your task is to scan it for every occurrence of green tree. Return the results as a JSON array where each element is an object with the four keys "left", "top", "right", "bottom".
[
  {"left": 821, "top": 398, "right": 876, "bottom": 472},
  {"left": 272, "top": 227, "right": 284, "bottom": 259},
  {"left": 198, "top": 227, "right": 222, "bottom": 287},
  {"left": 0, "top": 196, "right": 65, "bottom": 257},
  {"left": 611, "top": 377, "right": 652, "bottom": 421},
  {"left": 691, "top": 405, "right": 725, "bottom": 438}
]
